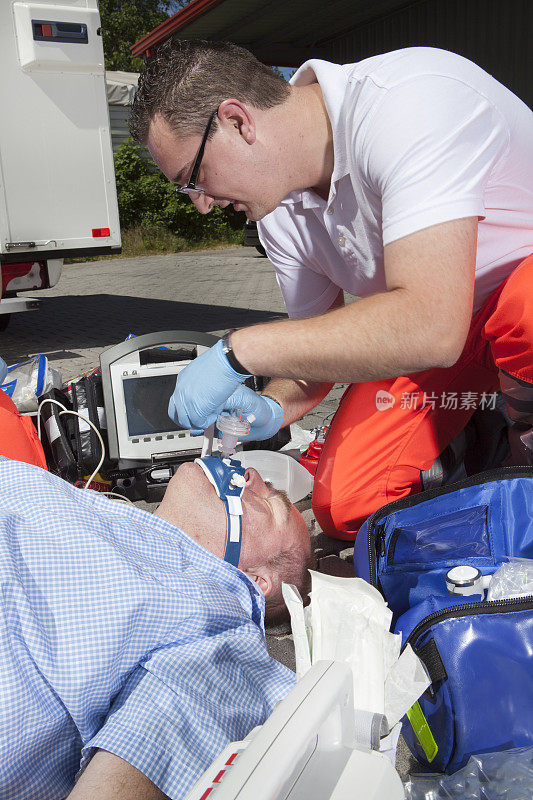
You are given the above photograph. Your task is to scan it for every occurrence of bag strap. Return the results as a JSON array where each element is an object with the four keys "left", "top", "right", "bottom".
[
  {"left": 353, "top": 710, "right": 389, "bottom": 749},
  {"left": 415, "top": 638, "right": 448, "bottom": 685}
]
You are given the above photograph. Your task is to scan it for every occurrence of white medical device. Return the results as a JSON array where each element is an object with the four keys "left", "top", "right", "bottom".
[
  {"left": 100, "top": 331, "right": 217, "bottom": 470},
  {"left": 183, "top": 661, "right": 404, "bottom": 800}
]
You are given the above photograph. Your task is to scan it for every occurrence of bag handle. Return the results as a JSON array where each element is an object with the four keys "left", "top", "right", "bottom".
[{"left": 415, "top": 638, "right": 448, "bottom": 686}]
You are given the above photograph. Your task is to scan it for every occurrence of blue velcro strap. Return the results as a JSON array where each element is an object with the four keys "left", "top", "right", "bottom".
[
  {"left": 195, "top": 456, "right": 246, "bottom": 568},
  {"left": 222, "top": 498, "right": 242, "bottom": 567},
  {"left": 35, "top": 354, "right": 46, "bottom": 397}
]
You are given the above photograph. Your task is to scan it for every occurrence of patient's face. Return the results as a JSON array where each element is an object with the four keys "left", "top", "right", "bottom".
[{"left": 160, "top": 461, "right": 309, "bottom": 565}]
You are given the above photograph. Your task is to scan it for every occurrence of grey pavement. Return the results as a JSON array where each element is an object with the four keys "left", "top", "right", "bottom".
[
  {"left": 2, "top": 247, "right": 347, "bottom": 429},
  {"left": 2, "top": 245, "right": 417, "bottom": 779}
]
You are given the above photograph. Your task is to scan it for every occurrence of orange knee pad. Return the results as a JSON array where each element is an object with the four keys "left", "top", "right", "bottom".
[
  {"left": 483, "top": 253, "right": 533, "bottom": 382},
  {"left": 0, "top": 390, "right": 47, "bottom": 469}
]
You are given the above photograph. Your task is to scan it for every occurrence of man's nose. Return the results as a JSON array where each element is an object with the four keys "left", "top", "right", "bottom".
[
  {"left": 244, "top": 468, "right": 269, "bottom": 497},
  {"left": 190, "top": 192, "right": 214, "bottom": 214}
]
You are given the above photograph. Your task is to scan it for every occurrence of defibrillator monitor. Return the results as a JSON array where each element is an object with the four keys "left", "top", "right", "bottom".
[
  {"left": 100, "top": 331, "right": 217, "bottom": 468},
  {"left": 122, "top": 374, "right": 183, "bottom": 438}
]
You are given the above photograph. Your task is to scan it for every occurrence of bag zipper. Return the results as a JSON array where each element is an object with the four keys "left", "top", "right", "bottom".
[
  {"left": 401, "top": 595, "right": 533, "bottom": 654},
  {"left": 366, "top": 466, "right": 533, "bottom": 588},
  {"left": 386, "top": 527, "right": 401, "bottom": 566}
]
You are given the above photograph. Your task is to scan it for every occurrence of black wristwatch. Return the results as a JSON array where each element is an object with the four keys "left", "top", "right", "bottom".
[{"left": 221, "top": 329, "right": 251, "bottom": 375}]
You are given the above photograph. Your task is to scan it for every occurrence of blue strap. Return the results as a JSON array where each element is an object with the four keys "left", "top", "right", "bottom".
[
  {"left": 35, "top": 354, "right": 46, "bottom": 397},
  {"left": 194, "top": 456, "right": 246, "bottom": 568},
  {"left": 222, "top": 498, "right": 242, "bottom": 567}
]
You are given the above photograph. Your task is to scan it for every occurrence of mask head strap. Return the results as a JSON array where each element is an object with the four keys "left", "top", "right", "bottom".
[{"left": 194, "top": 456, "right": 246, "bottom": 567}]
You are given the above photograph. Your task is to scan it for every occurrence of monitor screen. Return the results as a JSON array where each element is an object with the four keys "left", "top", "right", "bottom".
[{"left": 122, "top": 374, "right": 185, "bottom": 437}]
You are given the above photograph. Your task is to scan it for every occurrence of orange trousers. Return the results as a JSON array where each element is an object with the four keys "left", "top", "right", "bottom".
[
  {"left": 312, "top": 253, "right": 533, "bottom": 540},
  {"left": 0, "top": 388, "right": 47, "bottom": 469}
]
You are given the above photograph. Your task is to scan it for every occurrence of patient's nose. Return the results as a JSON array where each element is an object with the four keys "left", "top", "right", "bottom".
[{"left": 244, "top": 468, "right": 269, "bottom": 497}]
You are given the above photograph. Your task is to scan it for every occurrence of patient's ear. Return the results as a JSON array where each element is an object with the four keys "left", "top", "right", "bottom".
[{"left": 243, "top": 566, "right": 274, "bottom": 597}]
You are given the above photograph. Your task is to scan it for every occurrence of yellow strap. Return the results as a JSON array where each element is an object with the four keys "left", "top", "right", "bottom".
[{"left": 406, "top": 701, "right": 439, "bottom": 762}]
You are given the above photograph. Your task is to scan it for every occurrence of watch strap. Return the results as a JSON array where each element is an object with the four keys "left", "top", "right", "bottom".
[{"left": 221, "top": 329, "right": 251, "bottom": 376}]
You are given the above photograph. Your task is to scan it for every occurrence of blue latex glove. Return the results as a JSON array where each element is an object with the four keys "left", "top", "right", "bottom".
[
  {"left": 222, "top": 385, "right": 284, "bottom": 441},
  {"left": 0, "top": 356, "right": 7, "bottom": 386},
  {"left": 168, "top": 339, "right": 250, "bottom": 432}
]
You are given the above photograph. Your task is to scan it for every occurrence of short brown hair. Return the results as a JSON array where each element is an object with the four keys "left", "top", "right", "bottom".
[
  {"left": 130, "top": 38, "right": 291, "bottom": 144},
  {"left": 264, "top": 547, "right": 315, "bottom": 626}
]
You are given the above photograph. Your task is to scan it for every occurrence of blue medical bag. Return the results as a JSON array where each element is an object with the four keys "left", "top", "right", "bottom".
[{"left": 353, "top": 466, "right": 533, "bottom": 772}]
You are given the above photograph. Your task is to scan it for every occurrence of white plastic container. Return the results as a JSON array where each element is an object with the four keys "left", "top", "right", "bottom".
[{"left": 233, "top": 449, "right": 314, "bottom": 503}]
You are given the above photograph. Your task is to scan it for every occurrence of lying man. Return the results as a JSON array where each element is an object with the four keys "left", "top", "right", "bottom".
[{"left": 0, "top": 454, "right": 311, "bottom": 800}]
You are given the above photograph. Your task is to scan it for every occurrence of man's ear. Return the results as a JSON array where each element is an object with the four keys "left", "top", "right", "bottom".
[
  {"left": 218, "top": 98, "right": 256, "bottom": 144},
  {"left": 243, "top": 565, "right": 274, "bottom": 597}
]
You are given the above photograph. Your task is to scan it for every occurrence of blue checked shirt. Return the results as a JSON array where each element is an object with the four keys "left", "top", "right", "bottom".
[{"left": 0, "top": 457, "right": 295, "bottom": 799}]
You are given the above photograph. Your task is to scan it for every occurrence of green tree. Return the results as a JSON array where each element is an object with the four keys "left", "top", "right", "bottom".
[
  {"left": 98, "top": 0, "right": 177, "bottom": 72},
  {"left": 113, "top": 139, "right": 244, "bottom": 245}
]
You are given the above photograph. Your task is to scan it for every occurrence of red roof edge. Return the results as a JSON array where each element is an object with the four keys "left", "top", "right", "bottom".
[{"left": 130, "top": 0, "right": 227, "bottom": 58}]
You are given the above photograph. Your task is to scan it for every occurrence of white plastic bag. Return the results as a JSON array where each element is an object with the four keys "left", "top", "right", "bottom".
[
  {"left": 287, "top": 571, "right": 430, "bottom": 719},
  {"left": 1, "top": 355, "right": 61, "bottom": 412},
  {"left": 283, "top": 573, "right": 431, "bottom": 765},
  {"left": 487, "top": 557, "right": 533, "bottom": 601},
  {"left": 309, "top": 572, "right": 392, "bottom": 713}
]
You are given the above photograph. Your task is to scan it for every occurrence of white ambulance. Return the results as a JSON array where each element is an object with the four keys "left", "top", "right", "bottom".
[{"left": 0, "top": 0, "right": 121, "bottom": 328}]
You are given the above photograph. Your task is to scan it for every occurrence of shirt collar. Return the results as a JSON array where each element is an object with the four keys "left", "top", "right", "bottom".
[{"left": 289, "top": 59, "right": 350, "bottom": 206}]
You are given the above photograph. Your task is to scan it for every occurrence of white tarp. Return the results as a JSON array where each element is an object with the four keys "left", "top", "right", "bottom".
[{"left": 106, "top": 70, "right": 139, "bottom": 106}]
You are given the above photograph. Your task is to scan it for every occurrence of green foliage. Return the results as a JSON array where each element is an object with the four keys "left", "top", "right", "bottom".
[
  {"left": 113, "top": 139, "right": 245, "bottom": 246},
  {"left": 98, "top": 0, "right": 173, "bottom": 72}
]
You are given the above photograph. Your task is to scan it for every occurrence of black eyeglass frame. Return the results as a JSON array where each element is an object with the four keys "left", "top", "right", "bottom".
[{"left": 174, "top": 109, "right": 218, "bottom": 195}]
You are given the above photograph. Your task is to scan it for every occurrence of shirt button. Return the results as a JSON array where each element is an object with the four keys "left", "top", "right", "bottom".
[
  {"left": 337, "top": 235, "right": 346, "bottom": 247},
  {"left": 327, "top": 206, "right": 334, "bottom": 215}
]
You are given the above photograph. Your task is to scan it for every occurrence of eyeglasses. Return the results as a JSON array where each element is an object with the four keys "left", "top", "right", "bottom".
[{"left": 174, "top": 110, "right": 218, "bottom": 195}]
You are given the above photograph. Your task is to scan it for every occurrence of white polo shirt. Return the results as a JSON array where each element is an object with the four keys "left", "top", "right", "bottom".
[{"left": 257, "top": 48, "right": 533, "bottom": 317}]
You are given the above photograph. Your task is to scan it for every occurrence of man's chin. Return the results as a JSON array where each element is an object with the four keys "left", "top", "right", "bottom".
[
  {"left": 156, "top": 461, "right": 214, "bottom": 518},
  {"left": 245, "top": 207, "right": 269, "bottom": 222},
  {"left": 161, "top": 461, "right": 202, "bottom": 498}
]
